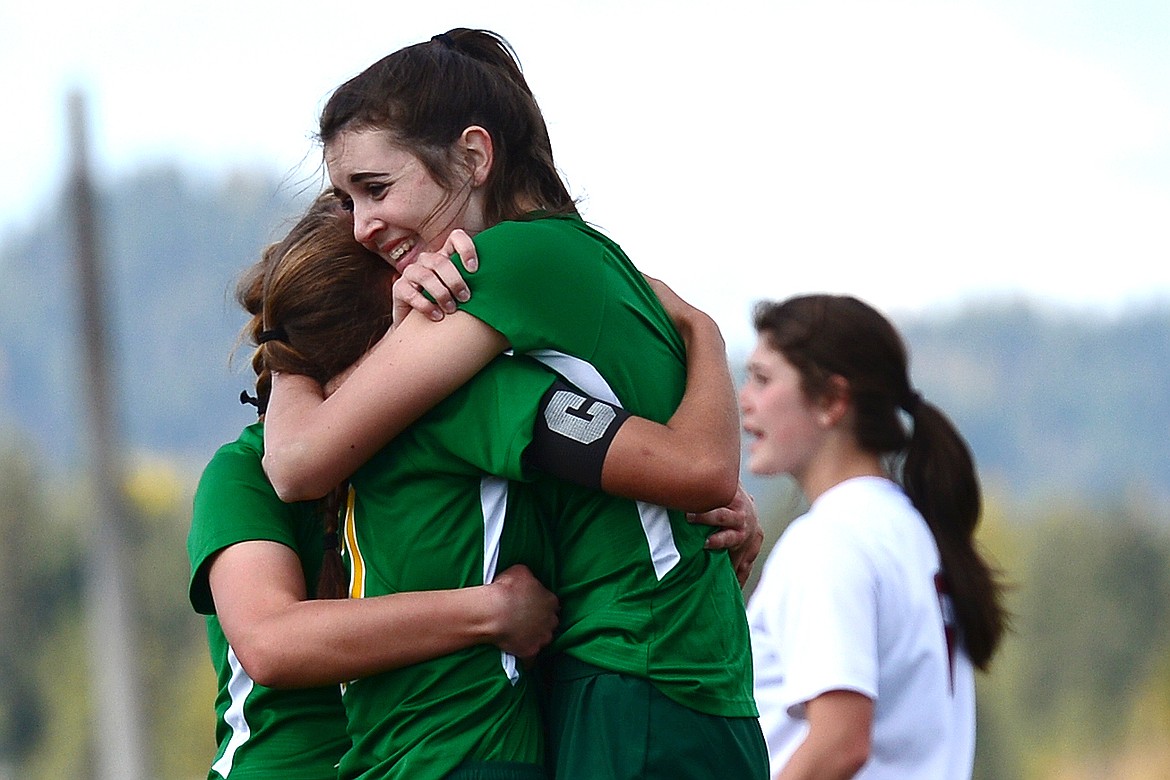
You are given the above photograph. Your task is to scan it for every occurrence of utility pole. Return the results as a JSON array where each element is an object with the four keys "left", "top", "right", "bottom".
[{"left": 67, "top": 88, "right": 149, "bottom": 780}]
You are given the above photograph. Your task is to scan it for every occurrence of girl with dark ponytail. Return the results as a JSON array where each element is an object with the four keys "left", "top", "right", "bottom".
[
  {"left": 262, "top": 28, "right": 768, "bottom": 780},
  {"left": 742, "top": 294, "right": 1006, "bottom": 779}
]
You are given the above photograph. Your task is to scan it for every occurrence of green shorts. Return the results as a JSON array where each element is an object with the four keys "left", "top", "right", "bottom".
[
  {"left": 544, "top": 656, "right": 769, "bottom": 780},
  {"left": 445, "top": 762, "right": 547, "bottom": 780}
]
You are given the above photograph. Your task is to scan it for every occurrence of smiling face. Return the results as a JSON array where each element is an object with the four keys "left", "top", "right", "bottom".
[
  {"left": 739, "top": 338, "right": 828, "bottom": 480},
  {"left": 325, "top": 127, "right": 489, "bottom": 272}
]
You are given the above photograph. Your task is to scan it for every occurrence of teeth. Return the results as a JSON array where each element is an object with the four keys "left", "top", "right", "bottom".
[{"left": 388, "top": 238, "right": 417, "bottom": 262}]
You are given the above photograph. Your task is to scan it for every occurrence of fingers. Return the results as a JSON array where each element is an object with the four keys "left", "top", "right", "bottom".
[
  {"left": 691, "top": 484, "right": 763, "bottom": 588},
  {"left": 728, "top": 525, "right": 764, "bottom": 589},
  {"left": 493, "top": 564, "right": 559, "bottom": 659},
  {"left": 444, "top": 229, "right": 478, "bottom": 273},
  {"left": 388, "top": 229, "right": 480, "bottom": 327},
  {"left": 703, "top": 526, "right": 747, "bottom": 551},
  {"left": 391, "top": 273, "right": 444, "bottom": 326},
  {"left": 390, "top": 257, "right": 470, "bottom": 325},
  {"left": 732, "top": 554, "right": 754, "bottom": 589}
]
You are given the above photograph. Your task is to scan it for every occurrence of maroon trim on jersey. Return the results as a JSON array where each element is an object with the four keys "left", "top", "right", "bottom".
[{"left": 935, "top": 572, "right": 958, "bottom": 695}]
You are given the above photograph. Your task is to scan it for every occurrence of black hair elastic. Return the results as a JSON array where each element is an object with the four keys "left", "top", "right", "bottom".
[
  {"left": 258, "top": 326, "right": 288, "bottom": 345},
  {"left": 901, "top": 391, "right": 923, "bottom": 416},
  {"left": 239, "top": 390, "right": 261, "bottom": 409},
  {"left": 323, "top": 531, "right": 340, "bottom": 552}
]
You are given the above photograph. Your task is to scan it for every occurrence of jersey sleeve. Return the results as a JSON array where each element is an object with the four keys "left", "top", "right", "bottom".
[
  {"left": 763, "top": 519, "right": 880, "bottom": 719},
  {"left": 187, "top": 435, "right": 306, "bottom": 615},
  {"left": 457, "top": 218, "right": 607, "bottom": 354}
]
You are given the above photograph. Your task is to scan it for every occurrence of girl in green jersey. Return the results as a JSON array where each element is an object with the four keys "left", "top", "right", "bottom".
[
  {"left": 262, "top": 29, "right": 768, "bottom": 779},
  {"left": 189, "top": 195, "right": 560, "bottom": 779}
]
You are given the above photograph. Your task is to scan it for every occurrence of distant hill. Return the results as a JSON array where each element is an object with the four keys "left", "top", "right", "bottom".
[
  {"left": 899, "top": 302, "right": 1170, "bottom": 507},
  {"left": 0, "top": 165, "right": 314, "bottom": 471},
  {"left": 2, "top": 165, "right": 1168, "bottom": 510}
]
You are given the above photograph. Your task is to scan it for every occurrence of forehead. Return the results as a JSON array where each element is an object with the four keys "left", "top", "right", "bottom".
[
  {"left": 325, "top": 128, "right": 419, "bottom": 183},
  {"left": 747, "top": 338, "right": 784, "bottom": 368}
]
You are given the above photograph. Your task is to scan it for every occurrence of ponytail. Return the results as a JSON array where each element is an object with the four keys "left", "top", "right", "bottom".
[
  {"left": 902, "top": 400, "right": 1006, "bottom": 669},
  {"left": 315, "top": 483, "right": 350, "bottom": 600}
]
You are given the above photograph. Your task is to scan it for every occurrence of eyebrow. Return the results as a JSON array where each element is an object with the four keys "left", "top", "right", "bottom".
[{"left": 348, "top": 171, "right": 389, "bottom": 183}]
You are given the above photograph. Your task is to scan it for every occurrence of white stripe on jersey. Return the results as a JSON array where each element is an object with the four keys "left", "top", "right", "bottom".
[
  {"left": 523, "top": 349, "right": 681, "bottom": 581},
  {"left": 212, "top": 646, "right": 255, "bottom": 777},
  {"left": 480, "top": 476, "right": 520, "bottom": 684}
]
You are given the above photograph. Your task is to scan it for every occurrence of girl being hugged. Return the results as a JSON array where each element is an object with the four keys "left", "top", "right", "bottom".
[
  {"left": 188, "top": 195, "right": 560, "bottom": 780},
  {"left": 263, "top": 28, "right": 768, "bottom": 780},
  {"left": 741, "top": 295, "right": 1007, "bottom": 779}
]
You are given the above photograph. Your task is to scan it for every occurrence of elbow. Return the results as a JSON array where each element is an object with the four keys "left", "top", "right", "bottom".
[
  {"left": 262, "top": 450, "right": 328, "bottom": 503},
  {"left": 684, "top": 459, "right": 739, "bottom": 512},
  {"left": 231, "top": 637, "right": 298, "bottom": 689},
  {"left": 840, "top": 736, "right": 870, "bottom": 776},
  {"left": 828, "top": 726, "right": 870, "bottom": 777}
]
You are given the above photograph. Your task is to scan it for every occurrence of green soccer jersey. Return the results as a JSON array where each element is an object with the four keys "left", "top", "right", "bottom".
[
  {"left": 337, "top": 354, "right": 557, "bottom": 780},
  {"left": 187, "top": 422, "right": 349, "bottom": 780},
  {"left": 459, "top": 214, "right": 758, "bottom": 718}
]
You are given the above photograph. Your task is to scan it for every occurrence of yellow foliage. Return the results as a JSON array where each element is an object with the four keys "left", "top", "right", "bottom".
[{"left": 122, "top": 455, "right": 186, "bottom": 517}]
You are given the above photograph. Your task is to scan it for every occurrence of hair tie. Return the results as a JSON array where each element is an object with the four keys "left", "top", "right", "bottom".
[
  {"left": 258, "top": 326, "right": 288, "bottom": 345},
  {"left": 901, "top": 390, "right": 923, "bottom": 416},
  {"left": 323, "top": 531, "right": 340, "bottom": 552},
  {"left": 432, "top": 32, "right": 456, "bottom": 49},
  {"left": 239, "top": 390, "right": 260, "bottom": 409}
]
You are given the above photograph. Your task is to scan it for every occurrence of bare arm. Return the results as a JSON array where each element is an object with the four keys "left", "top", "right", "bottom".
[
  {"left": 209, "top": 541, "right": 558, "bottom": 689},
  {"left": 262, "top": 309, "right": 508, "bottom": 501},
  {"left": 597, "top": 276, "right": 740, "bottom": 511},
  {"left": 775, "top": 690, "right": 873, "bottom": 780}
]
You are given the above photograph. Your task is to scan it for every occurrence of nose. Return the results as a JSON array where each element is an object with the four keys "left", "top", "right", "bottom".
[
  {"left": 737, "top": 384, "right": 751, "bottom": 412},
  {"left": 352, "top": 205, "right": 382, "bottom": 249}
]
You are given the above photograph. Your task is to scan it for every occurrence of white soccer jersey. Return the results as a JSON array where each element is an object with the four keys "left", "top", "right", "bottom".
[{"left": 747, "top": 476, "right": 976, "bottom": 779}]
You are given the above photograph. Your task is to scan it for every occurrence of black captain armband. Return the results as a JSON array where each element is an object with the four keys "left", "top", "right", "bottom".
[{"left": 526, "top": 379, "right": 633, "bottom": 490}]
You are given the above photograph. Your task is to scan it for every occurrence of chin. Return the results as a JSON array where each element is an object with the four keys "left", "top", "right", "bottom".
[{"left": 747, "top": 456, "right": 777, "bottom": 477}]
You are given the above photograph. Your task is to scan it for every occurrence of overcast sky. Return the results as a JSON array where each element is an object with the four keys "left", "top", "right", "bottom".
[{"left": 3, "top": 0, "right": 1168, "bottom": 348}]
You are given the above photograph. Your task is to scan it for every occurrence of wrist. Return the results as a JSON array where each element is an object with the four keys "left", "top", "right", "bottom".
[{"left": 476, "top": 582, "right": 508, "bottom": 644}]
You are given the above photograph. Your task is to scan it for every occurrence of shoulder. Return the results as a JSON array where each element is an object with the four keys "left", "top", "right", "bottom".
[
  {"left": 774, "top": 483, "right": 900, "bottom": 573},
  {"left": 188, "top": 424, "right": 306, "bottom": 613},
  {"left": 191, "top": 422, "right": 303, "bottom": 543},
  {"left": 808, "top": 477, "right": 912, "bottom": 533},
  {"left": 473, "top": 216, "right": 598, "bottom": 270},
  {"left": 195, "top": 424, "right": 263, "bottom": 490},
  {"left": 203, "top": 422, "right": 264, "bottom": 466}
]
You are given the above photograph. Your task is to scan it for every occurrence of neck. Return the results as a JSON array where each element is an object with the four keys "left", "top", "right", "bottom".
[{"left": 796, "top": 436, "right": 885, "bottom": 504}]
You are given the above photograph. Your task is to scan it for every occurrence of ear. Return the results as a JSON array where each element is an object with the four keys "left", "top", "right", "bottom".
[
  {"left": 459, "top": 126, "right": 494, "bottom": 187},
  {"left": 817, "top": 374, "right": 851, "bottom": 428}
]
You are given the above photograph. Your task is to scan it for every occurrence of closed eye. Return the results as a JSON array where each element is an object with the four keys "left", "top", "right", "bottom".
[{"left": 329, "top": 187, "right": 355, "bottom": 212}]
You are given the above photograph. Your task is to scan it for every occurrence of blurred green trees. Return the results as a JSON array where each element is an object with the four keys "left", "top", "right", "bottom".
[{"left": 0, "top": 444, "right": 214, "bottom": 778}]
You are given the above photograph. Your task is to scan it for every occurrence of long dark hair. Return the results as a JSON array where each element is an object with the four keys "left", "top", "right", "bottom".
[
  {"left": 236, "top": 193, "right": 395, "bottom": 598},
  {"left": 753, "top": 294, "right": 1007, "bottom": 669},
  {"left": 319, "top": 28, "right": 577, "bottom": 226}
]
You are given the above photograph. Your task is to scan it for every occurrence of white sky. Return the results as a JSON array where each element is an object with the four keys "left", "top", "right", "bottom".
[{"left": 3, "top": 0, "right": 1168, "bottom": 349}]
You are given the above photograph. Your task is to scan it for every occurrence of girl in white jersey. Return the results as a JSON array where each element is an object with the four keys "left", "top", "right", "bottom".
[{"left": 740, "top": 295, "right": 1007, "bottom": 779}]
